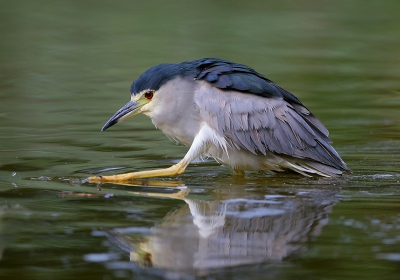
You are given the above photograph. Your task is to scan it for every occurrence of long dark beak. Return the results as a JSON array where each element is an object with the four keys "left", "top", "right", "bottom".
[{"left": 101, "top": 100, "right": 141, "bottom": 131}]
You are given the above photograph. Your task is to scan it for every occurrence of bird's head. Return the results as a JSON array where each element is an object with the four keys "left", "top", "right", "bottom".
[{"left": 100, "top": 63, "right": 193, "bottom": 131}]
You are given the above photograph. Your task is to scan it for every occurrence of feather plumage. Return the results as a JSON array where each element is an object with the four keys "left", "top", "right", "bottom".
[{"left": 192, "top": 59, "right": 350, "bottom": 176}]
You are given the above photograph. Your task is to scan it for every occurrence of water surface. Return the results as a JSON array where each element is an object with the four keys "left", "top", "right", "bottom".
[{"left": 0, "top": 1, "right": 400, "bottom": 279}]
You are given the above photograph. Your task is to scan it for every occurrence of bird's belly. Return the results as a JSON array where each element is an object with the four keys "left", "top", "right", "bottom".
[{"left": 206, "top": 146, "right": 287, "bottom": 172}]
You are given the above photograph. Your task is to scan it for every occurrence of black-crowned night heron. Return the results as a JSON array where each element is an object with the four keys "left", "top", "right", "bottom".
[{"left": 89, "top": 58, "right": 350, "bottom": 183}]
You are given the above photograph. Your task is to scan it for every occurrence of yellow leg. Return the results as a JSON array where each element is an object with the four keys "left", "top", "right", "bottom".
[
  {"left": 88, "top": 160, "right": 189, "bottom": 183},
  {"left": 88, "top": 124, "right": 213, "bottom": 183}
]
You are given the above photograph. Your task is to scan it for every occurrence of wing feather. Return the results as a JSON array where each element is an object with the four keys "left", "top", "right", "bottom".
[{"left": 194, "top": 81, "right": 349, "bottom": 172}]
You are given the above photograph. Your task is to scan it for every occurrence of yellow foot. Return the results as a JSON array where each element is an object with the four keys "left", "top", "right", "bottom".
[{"left": 87, "top": 162, "right": 188, "bottom": 183}]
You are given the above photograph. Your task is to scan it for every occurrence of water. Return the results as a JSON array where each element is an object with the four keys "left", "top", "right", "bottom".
[{"left": 1, "top": 1, "right": 400, "bottom": 279}]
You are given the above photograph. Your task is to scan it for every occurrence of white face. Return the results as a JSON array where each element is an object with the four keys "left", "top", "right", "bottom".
[
  {"left": 131, "top": 89, "right": 155, "bottom": 114},
  {"left": 134, "top": 80, "right": 171, "bottom": 118}
]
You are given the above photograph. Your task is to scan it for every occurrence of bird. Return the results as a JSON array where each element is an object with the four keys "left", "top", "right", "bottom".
[{"left": 88, "top": 58, "right": 350, "bottom": 183}]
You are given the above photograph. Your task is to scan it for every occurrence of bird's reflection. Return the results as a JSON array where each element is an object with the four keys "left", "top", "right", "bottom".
[{"left": 103, "top": 179, "right": 339, "bottom": 276}]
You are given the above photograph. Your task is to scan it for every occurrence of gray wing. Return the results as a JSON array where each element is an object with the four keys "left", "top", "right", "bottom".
[{"left": 194, "top": 81, "right": 349, "bottom": 172}]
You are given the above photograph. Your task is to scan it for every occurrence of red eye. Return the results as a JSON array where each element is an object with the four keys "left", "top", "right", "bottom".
[{"left": 144, "top": 91, "right": 154, "bottom": 99}]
